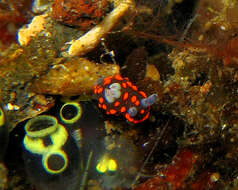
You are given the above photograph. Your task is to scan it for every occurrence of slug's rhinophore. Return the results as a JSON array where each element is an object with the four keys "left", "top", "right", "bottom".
[
  {"left": 22, "top": 115, "right": 81, "bottom": 190},
  {"left": 94, "top": 74, "right": 158, "bottom": 124},
  {"left": 0, "top": 105, "right": 9, "bottom": 162}
]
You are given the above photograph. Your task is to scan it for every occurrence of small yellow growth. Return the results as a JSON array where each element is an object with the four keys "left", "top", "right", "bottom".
[
  {"left": 200, "top": 81, "right": 212, "bottom": 95},
  {"left": 145, "top": 64, "right": 160, "bottom": 81},
  {"left": 210, "top": 172, "right": 220, "bottom": 182},
  {"left": 104, "top": 121, "right": 115, "bottom": 134},
  {"left": 6, "top": 103, "right": 20, "bottom": 111},
  {"left": 9, "top": 48, "right": 24, "bottom": 60},
  {"left": 18, "top": 14, "right": 49, "bottom": 46},
  {"left": 96, "top": 160, "right": 107, "bottom": 173},
  {"left": 67, "top": 0, "right": 135, "bottom": 57},
  {"left": 96, "top": 155, "right": 118, "bottom": 173},
  {"left": 0, "top": 108, "right": 4, "bottom": 127},
  {"left": 108, "top": 159, "right": 117, "bottom": 171}
]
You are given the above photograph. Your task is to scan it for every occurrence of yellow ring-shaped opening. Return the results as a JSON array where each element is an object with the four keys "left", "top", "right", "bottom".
[
  {"left": 60, "top": 102, "right": 82, "bottom": 124},
  {"left": 25, "top": 115, "right": 58, "bottom": 138},
  {"left": 0, "top": 107, "right": 5, "bottom": 127},
  {"left": 23, "top": 123, "right": 69, "bottom": 155},
  {"left": 42, "top": 149, "right": 68, "bottom": 174}
]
